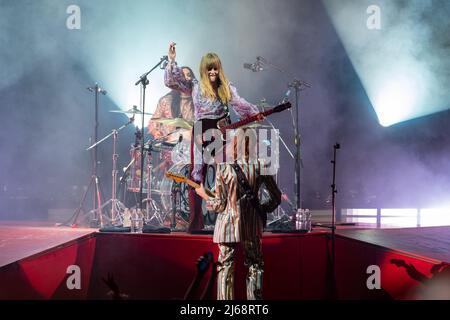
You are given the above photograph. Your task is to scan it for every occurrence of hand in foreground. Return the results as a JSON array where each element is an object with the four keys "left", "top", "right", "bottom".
[
  {"left": 102, "top": 273, "right": 119, "bottom": 293},
  {"left": 390, "top": 259, "right": 407, "bottom": 268},
  {"left": 196, "top": 251, "right": 213, "bottom": 274},
  {"left": 168, "top": 41, "right": 176, "bottom": 62}
]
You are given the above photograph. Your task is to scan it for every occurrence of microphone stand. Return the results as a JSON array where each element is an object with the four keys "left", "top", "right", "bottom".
[
  {"left": 312, "top": 143, "right": 340, "bottom": 299},
  {"left": 258, "top": 100, "right": 294, "bottom": 160},
  {"left": 135, "top": 55, "right": 168, "bottom": 223},
  {"left": 290, "top": 79, "right": 306, "bottom": 214},
  {"left": 257, "top": 100, "right": 294, "bottom": 222},
  {"left": 60, "top": 83, "right": 106, "bottom": 228},
  {"left": 255, "top": 56, "right": 311, "bottom": 215}
]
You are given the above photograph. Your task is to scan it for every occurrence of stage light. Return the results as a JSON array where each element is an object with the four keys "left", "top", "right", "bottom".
[
  {"left": 72, "top": 1, "right": 196, "bottom": 122},
  {"left": 420, "top": 208, "right": 450, "bottom": 227},
  {"left": 323, "top": 0, "right": 450, "bottom": 126},
  {"left": 380, "top": 208, "right": 418, "bottom": 228},
  {"left": 373, "top": 76, "right": 418, "bottom": 127},
  {"left": 343, "top": 207, "right": 450, "bottom": 227}
]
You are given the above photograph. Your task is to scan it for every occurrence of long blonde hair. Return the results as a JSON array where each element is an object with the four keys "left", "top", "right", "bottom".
[{"left": 199, "top": 53, "right": 231, "bottom": 105}]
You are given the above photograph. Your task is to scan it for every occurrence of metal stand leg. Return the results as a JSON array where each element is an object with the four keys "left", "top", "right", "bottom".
[
  {"left": 86, "top": 121, "right": 134, "bottom": 227},
  {"left": 143, "top": 150, "right": 165, "bottom": 226},
  {"left": 59, "top": 174, "right": 101, "bottom": 227}
]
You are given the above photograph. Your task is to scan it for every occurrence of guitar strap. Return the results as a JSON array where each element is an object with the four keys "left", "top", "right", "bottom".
[{"left": 230, "top": 162, "right": 267, "bottom": 227}]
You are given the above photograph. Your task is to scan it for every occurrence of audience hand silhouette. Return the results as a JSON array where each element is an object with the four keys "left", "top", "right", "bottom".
[{"left": 102, "top": 273, "right": 129, "bottom": 300}]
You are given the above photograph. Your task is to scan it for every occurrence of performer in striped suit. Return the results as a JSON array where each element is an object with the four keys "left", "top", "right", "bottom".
[{"left": 196, "top": 130, "right": 281, "bottom": 300}]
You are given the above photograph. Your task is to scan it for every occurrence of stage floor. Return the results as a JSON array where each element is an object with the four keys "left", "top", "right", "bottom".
[
  {"left": 0, "top": 221, "right": 95, "bottom": 268},
  {"left": 2, "top": 221, "right": 449, "bottom": 270},
  {"left": 1, "top": 220, "right": 449, "bottom": 299},
  {"left": 337, "top": 226, "right": 450, "bottom": 263}
]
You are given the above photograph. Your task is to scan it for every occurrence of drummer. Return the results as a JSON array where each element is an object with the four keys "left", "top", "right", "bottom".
[
  {"left": 148, "top": 66, "right": 195, "bottom": 140},
  {"left": 147, "top": 66, "right": 196, "bottom": 170}
]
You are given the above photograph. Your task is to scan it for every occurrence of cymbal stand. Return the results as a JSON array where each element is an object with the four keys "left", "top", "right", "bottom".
[
  {"left": 143, "top": 142, "right": 164, "bottom": 225},
  {"left": 87, "top": 116, "right": 135, "bottom": 226}
]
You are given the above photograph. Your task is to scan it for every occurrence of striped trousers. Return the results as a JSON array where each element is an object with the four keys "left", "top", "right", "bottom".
[{"left": 216, "top": 239, "right": 264, "bottom": 300}]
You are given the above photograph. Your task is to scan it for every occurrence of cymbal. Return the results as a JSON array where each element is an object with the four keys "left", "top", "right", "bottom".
[
  {"left": 151, "top": 117, "right": 193, "bottom": 129},
  {"left": 110, "top": 106, "right": 153, "bottom": 116}
]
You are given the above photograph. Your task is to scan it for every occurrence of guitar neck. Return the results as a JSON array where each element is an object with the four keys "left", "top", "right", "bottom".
[
  {"left": 185, "top": 179, "right": 200, "bottom": 189},
  {"left": 220, "top": 109, "right": 274, "bottom": 133},
  {"left": 174, "top": 177, "right": 216, "bottom": 197},
  {"left": 219, "top": 102, "right": 291, "bottom": 133}
]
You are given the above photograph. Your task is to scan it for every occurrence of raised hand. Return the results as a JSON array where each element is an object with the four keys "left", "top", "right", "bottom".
[
  {"left": 430, "top": 262, "right": 450, "bottom": 275},
  {"left": 102, "top": 273, "right": 119, "bottom": 293},
  {"left": 168, "top": 41, "right": 176, "bottom": 62},
  {"left": 197, "top": 251, "right": 213, "bottom": 274},
  {"left": 390, "top": 259, "right": 407, "bottom": 268}
]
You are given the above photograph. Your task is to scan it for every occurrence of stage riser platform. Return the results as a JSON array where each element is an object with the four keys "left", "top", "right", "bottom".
[
  {"left": 1, "top": 230, "right": 444, "bottom": 299},
  {"left": 335, "top": 235, "right": 440, "bottom": 299}
]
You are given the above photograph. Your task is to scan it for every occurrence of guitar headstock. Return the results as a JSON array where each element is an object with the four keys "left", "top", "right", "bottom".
[{"left": 165, "top": 171, "right": 187, "bottom": 184}]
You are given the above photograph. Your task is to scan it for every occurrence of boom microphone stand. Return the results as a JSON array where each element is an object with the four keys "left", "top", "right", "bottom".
[
  {"left": 253, "top": 56, "right": 311, "bottom": 213},
  {"left": 257, "top": 99, "right": 294, "bottom": 222},
  {"left": 135, "top": 55, "right": 168, "bottom": 221},
  {"left": 60, "top": 83, "right": 106, "bottom": 227}
]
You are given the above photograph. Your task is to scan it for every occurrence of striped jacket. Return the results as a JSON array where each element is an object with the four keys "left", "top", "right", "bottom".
[{"left": 207, "top": 161, "right": 281, "bottom": 244}]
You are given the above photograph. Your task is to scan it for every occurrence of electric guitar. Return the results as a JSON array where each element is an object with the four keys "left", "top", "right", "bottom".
[
  {"left": 165, "top": 172, "right": 215, "bottom": 197},
  {"left": 217, "top": 101, "right": 292, "bottom": 136}
]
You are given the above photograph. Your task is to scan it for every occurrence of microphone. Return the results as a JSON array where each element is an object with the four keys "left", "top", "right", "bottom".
[
  {"left": 86, "top": 85, "right": 107, "bottom": 95},
  {"left": 281, "top": 89, "right": 291, "bottom": 103},
  {"left": 160, "top": 55, "right": 169, "bottom": 69},
  {"left": 243, "top": 59, "right": 264, "bottom": 72},
  {"left": 244, "top": 63, "right": 256, "bottom": 71}
]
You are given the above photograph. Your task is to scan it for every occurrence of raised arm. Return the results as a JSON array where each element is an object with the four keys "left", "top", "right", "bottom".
[
  {"left": 164, "top": 42, "right": 193, "bottom": 95},
  {"left": 229, "top": 83, "right": 260, "bottom": 119}
]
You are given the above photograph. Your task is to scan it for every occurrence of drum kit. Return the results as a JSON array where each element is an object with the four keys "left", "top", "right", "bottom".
[
  {"left": 67, "top": 102, "right": 277, "bottom": 231},
  {"left": 115, "top": 107, "right": 279, "bottom": 230},
  {"left": 119, "top": 115, "right": 201, "bottom": 230},
  {"left": 115, "top": 108, "right": 275, "bottom": 230}
]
